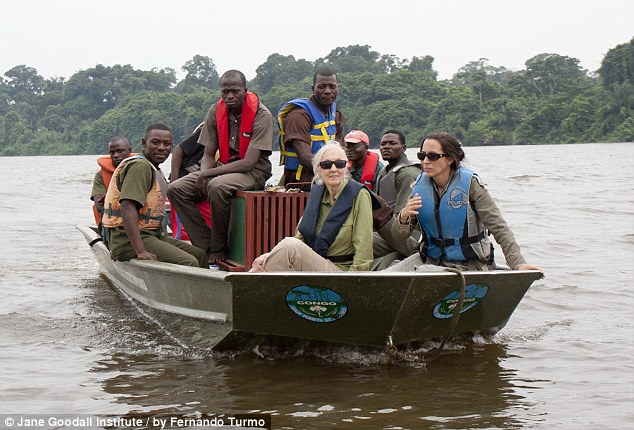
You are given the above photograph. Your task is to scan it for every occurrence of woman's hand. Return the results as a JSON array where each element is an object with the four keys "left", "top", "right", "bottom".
[{"left": 399, "top": 193, "right": 423, "bottom": 224}]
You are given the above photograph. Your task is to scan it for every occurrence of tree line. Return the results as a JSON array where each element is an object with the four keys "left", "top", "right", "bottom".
[{"left": 0, "top": 37, "right": 632, "bottom": 156}]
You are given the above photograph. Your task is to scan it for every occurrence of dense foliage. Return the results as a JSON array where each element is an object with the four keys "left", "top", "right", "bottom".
[{"left": 1, "top": 38, "right": 632, "bottom": 155}]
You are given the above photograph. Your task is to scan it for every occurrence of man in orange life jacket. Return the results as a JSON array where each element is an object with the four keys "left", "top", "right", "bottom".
[
  {"left": 344, "top": 130, "right": 384, "bottom": 191},
  {"left": 167, "top": 70, "right": 274, "bottom": 264},
  {"left": 90, "top": 137, "right": 132, "bottom": 226}
]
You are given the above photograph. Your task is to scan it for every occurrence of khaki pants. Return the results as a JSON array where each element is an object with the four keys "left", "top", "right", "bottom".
[{"left": 260, "top": 237, "right": 343, "bottom": 272}]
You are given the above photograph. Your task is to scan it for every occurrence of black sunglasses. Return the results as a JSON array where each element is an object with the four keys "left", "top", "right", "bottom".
[
  {"left": 319, "top": 159, "right": 347, "bottom": 169},
  {"left": 417, "top": 151, "right": 447, "bottom": 161}
]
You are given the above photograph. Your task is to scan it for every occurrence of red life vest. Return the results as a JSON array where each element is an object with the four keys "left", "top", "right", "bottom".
[
  {"left": 350, "top": 151, "right": 380, "bottom": 191},
  {"left": 216, "top": 91, "right": 259, "bottom": 164}
]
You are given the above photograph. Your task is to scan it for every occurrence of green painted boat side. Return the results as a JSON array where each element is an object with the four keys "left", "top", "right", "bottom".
[{"left": 77, "top": 225, "right": 542, "bottom": 349}]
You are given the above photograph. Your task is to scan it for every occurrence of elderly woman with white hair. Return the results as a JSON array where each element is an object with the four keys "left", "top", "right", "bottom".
[{"left": 249, "top": 141, "right": 374, "bottom": 272}]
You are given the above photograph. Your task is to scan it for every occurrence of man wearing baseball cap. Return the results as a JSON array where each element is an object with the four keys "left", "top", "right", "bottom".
[
  {"left": 343, "top": 129, "right": 414, "bottom": 270},
  {"left": 344, "top": 130, "right": 384, "bottom": 191}
]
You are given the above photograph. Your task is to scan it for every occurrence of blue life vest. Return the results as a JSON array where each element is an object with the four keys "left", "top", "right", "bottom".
[
  {"left": 278, "top": 98, "right": 337, "bottom": 180},
  {"left": 411, "top": 167, "right": 492, "bottom": 263},
  {"left": 298, "top": 180, "right": 365, "bottom": 261}
]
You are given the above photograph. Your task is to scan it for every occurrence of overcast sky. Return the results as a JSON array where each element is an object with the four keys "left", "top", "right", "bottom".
[{"left": 2, "top": 0, "right": 632, "bottom": 82}]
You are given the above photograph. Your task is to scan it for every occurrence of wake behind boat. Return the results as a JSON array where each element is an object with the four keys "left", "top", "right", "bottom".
[{"left": 77, "top": 224, "right": 542, "bottom": 352}]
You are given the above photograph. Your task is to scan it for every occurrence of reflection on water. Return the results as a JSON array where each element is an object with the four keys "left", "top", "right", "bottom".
[
  {"left": 83, "top": 277, "right": 536, "bottom": 428},
  {"left": 90, "top": 333, "right": 532, "bottom": 428}
]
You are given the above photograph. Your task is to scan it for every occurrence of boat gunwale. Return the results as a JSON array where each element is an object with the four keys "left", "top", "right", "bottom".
[{"left": 77, "top": 224, "right": 543, "bottom": 282}]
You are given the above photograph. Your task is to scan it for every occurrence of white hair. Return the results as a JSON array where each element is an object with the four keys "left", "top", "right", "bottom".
[{"left": 312, "top": 140, "right": 350, "bottom": 185}]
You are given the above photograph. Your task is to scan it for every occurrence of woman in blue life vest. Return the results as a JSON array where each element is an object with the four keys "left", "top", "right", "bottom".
[
  {"left": 249, "top": 141, "right": 375, "bottom": 272},
  {"left": 391, "top": 132, "right": 540, "bottom": 272}
]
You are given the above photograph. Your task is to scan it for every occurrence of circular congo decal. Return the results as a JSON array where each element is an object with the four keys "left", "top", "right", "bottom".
[
  {"left": 433, "top": 283, "right": 489, "bottom": 319},
  {"left": 286, "top": 285, "right": 348, "bottom": 323}
]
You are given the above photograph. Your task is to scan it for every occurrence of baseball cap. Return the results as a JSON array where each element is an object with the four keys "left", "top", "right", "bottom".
[{"left": 344, "top": 130, "right": 369, "bottom": 145}]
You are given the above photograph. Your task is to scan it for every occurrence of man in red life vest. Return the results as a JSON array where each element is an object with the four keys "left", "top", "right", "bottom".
[
  {"left": 90, "top": 137, "right": 132, "bottom": 226},
  {"left": 168, "top": 70, "right": 274, "bottom": 264},
  {"left": 344, "top": 130, "right": 384, "bottom": 191}
]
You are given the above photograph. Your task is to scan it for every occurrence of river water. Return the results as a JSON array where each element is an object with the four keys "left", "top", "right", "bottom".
[{"left": 0, "top": 143, "right": 632, "bottom": 429}]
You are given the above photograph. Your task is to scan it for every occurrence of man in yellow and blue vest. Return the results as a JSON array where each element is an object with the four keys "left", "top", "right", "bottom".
[{"left": 278, "top": 67, "right": 346, "bottom": 188}]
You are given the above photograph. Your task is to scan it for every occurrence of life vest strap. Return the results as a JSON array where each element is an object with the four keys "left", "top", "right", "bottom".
[
  {"left": 310, "top": 135, "right": 329, "bottom": 141},
  {"left": 104, "top": 207, "right": 163, "bottom": 222},
  {"left": 325, "top": 254, "right": 354, "bottom": 263},
  {"left": 430, "top": 230, "right": 487, "bottom": 248},
  {"left": 312, "top": 120, "right": 336, "bottom": 130}
]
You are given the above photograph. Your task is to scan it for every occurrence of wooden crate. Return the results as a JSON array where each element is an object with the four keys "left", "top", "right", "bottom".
[{"left": 218, "top": 191, "right": 310, "bottom": 272}]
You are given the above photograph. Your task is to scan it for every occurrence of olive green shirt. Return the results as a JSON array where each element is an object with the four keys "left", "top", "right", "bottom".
[
  {"left": 376, "top": 154, "right": 421, "bottom": 213},
  {"left": 105, "top": 156, "right": 167, "bottom": 259},
  {"left": 393, "top": 164, "right": 422, "bottom": 212},
  {"left": 90, "top": 171, "right": 106, "bottom": 200},
  {"left": 295, "top": 178, "right": 374, "bottom": 271}
]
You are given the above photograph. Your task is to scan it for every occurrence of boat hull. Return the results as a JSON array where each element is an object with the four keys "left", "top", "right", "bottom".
[{"left": 77, "top": 225, "right": 542, "bottom": 349}]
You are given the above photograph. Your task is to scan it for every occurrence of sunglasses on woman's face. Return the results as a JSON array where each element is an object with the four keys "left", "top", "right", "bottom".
[
  {"left": 319, "top": 159, "right": 347, "bottom": 169},
  {"left": 417, "top": 151, "right": 447, "bottom": 161}
]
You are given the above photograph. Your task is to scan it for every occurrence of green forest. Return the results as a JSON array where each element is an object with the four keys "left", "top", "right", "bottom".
[{"left": 1, "top": 37, "right": 633, "bottom": 156}]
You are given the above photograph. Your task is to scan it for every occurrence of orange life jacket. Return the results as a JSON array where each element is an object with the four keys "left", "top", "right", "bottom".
[
  {"left": 92, "top": 154, "right": 137, "bottom": 225},
  {"left": 92, "top": 156, "right": 116, "bottom": 225},
  {"left": 102, "top": 156, "right": 165, "bottom": 231},
  {"left": 216, "top": 91, "right": 259, "bottom": 163}
]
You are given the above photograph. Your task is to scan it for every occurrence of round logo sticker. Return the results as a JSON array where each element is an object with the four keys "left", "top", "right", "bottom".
[
  {"left": 286, "top": 285, "right": 348, "bottom": 323},
  {"left": 447, "top": 187, "right": 468, "bottom": 209},
  {"left": 433, "top": 283, "right": 489, "bottom": 319}
]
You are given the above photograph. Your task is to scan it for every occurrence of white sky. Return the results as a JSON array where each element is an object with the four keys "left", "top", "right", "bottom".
[{"left": 2, "top": 0, "right": 633, "bottom": 82}]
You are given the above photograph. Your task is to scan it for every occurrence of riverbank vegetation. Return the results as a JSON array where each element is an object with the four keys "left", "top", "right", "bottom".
[{"left": 1, "top": 37, "right": 632, "bottom": 155}]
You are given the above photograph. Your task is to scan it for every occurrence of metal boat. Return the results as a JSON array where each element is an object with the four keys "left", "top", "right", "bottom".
[{"left": 77, "top": 224, "right": 542, "bottom": 351}]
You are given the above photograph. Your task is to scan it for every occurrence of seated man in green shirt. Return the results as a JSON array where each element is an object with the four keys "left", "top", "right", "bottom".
[
  {"left": 102, "top": 124, "right": 207, "bottom": 268},
  {"left": 372, "top": 130, "right": 422, "bottom": 269}
]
